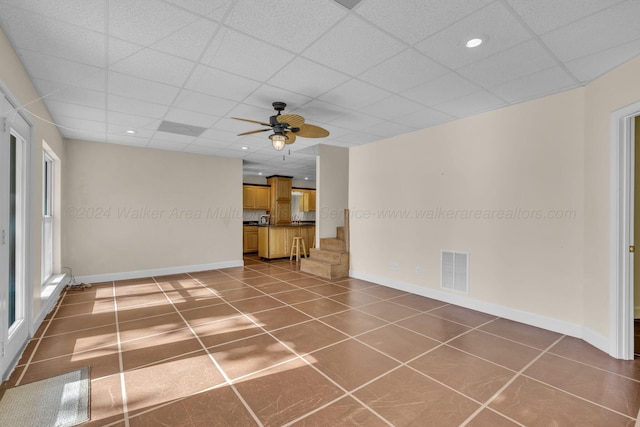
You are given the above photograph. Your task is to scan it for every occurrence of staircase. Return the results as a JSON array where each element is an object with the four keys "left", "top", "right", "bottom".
[{"left": 300, "top": 209, "right": 349, "bottom": 280}]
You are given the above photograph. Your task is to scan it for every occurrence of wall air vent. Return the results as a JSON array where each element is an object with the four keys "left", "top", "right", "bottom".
[{"left": 441, "top": 251, "right": 469, "bottom": 294}]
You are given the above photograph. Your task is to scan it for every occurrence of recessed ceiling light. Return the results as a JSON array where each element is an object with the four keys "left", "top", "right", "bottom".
[
  {"left": 241, "top": 146, "right": 249, "bottom": 150},
  {"left": 465, "top": 38, "right": 483, "bottom": 48},
  {"left": 304, "top": 177, "right": 309, "bottom": 180},
  {"left": 258, "top": 172, "right": 263, "bottom": 176},
  {"left": 125, "top": 130, "right": 136, "bottom": 134}
]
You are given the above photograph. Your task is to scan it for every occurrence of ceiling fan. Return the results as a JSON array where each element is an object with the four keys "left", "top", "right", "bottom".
[{"left": 232, "top": 102, "right": 330, "bottom": 151}]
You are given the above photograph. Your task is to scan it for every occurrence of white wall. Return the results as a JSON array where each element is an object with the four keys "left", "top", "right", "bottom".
[
  {"left": 317, "top": 145, "right": 349, "bottom": 239},
  {"left": 63, "top": 139, "right": 243, "bottom": 280}
]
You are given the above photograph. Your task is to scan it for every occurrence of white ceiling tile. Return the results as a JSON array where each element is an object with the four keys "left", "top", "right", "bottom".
[
  {"left": 108, "top": 38, "right": 145, "bottom": 65},
  {"left": 0, "top": 7, "right": 105, "bottom": 67},
  {"left": 402, "top": 72, "right": 481, "bottom": 106},
  {"left": 356, "top": 0, "right": 492, "bottom": 45},
  {"left": 565, "top": 38, "right": 640, "bottom": 83},
  {"left": 54, "top": 115, "right": 106, "bottom": 134},
  {"left": 506, "top": 0, "right": 626, "bottom": 34},
  {"left": 198, "top": 128, "right": 241, "bottom": 143},
  {"left": 415, "top": 2, "right": 532, "bottom": 70},
  {"left": 163, "top": 108, "right": 219, "bottom": 128},
  {"left": 184, "top": 65, "right": 261, "bottom": 101},
  {"left": 332, "top": 132, "right": 381, "bottom": 145},
  {"left": 267, "top": 57, "right": 350, "bottom": 98},
  {"left": 162, "top": 0, "right": 232, "bottom": 21},
  {"left": 435, "top": 90, "right": 507, "bottom": 118},
  {"left": 107, "top": 95, "right": 169, "bottom": 119},
  {"left": 108, "top": 0, "right": 200, "bottom": 47},
  {"left": 292, "top": 100, "right": 351, "bottom": 124},
  {"left": 358, "top": 49, "right": 449, "bottom": 93},
  {"left": 110, "top": 48, "right": 196, "bottom": 87},
  {"left": 360, "top": 95, "right": 424, "bottom": 120},
  {"left": 225, "top": 0, "right": 347, "bottom": 54},
  {"left": 149, "top": 133, "right": 196, "bottom": 145},
  {"left": 106, "top": 133, "right": 151, "bottom": 146},
  {"left": 366, "top": 120, "right": 416, "bottom": 139},
  {"left": 149, "top": 18, "right": 219, "bottom": 61},
  {"left": 0, "top": 0, "right": 105, "bottom": 32},
  {"left": 106, "top": 112, "right": 158, "bottom": 129},
  {"left": 173, "top": 91, "right": 237, "bottom": 116},
  {"left": 44, "top": 100, "right": 105, "bottom": 122},
  {"left": 492, "top": 66, "right": 578, "bottom": 103},
  {"left": 392, "top": 108, "right": 454, "bottom": 129},
  {"left": 201, "top": 27, "right": 295, "bottom": 81},
  {"left": 328, "top": 111, "right": 380, "bottom": 131},
  {"left": 242, "top": 85, "right": 312, "bottom": 113},
  {"left": 108, "top": 72, "right": 180, "bottom": 104},
  {"left": 19, "top": 51, "right": 102, "bottom": 88},
  {"left": 457, "top": 39, "right": 558, "bottom": 89},
  {"left": 302, "top": 14, "right": 406, "bottom": 76},
  {"left": 541, "top": 0, "right": 640, "bottom": 62},
  {"left": 33, "top": 80, "right": 106, "bottom": 109},
  {"left": 319, "top": 79, "right": 391, "bottom": 110}
]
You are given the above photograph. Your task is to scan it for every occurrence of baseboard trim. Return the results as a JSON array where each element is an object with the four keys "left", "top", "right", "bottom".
[
  {"left": 76, "top": 260, "right": 244, "bottom": 284},
  {"left": 350, "top": 270, "right": 610, "bottom": 355},
  {"left": 33, "top": 274, "right": 70, "bottom": 335}
]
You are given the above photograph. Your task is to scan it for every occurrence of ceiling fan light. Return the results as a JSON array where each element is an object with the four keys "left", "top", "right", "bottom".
[{"left": 270, "top": 133, "right": 287, "bottom": 151}]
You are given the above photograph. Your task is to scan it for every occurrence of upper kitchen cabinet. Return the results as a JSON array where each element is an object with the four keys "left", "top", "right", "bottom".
[
  {"left": 243, "top": 185, "right": 270, "bottom": 210},
  {"left": 267, "top": 176, "right": 292, "bottom": 224},
  {"left": 302, "top": 190, "right": 316, "bottom": 212}
]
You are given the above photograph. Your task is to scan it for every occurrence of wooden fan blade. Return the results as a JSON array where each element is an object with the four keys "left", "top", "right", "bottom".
[
  {"left": 296, "top": 124, "right": 329, "bottom": 138},
  {"left": 284, "top": 131, "right": 296, "bottom": 144},
  {"left": 276, "top": 114, "right": 305, "bottom": 128},
  {"left": 231, "top": 117, "right": 272, "bottom": 127},
  {"left": 237, "top": 128, "right": 271, "bottom": 136}
]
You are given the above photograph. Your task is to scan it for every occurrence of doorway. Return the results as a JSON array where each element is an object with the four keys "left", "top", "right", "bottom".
[
  {"left": 635, "top": 115, "right": 640, "bottom": 358},
  {"left": 0, "top": 94, "right": 32, "bottom": 379},
  {"left": 611, "top": 101, "right": 640, "bottom": 360}
]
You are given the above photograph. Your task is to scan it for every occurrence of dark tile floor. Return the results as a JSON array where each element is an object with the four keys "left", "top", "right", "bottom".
[{"left": 4, "top": 255, "right": 640, "bottom": 426}]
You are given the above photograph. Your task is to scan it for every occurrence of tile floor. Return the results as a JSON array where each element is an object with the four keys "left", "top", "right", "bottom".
[{"left": 4, "top": 255, "right": 640, "bottom": 426}]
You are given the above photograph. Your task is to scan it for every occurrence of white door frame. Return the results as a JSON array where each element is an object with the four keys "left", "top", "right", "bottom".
[
  {"left": 610, "top": 101, "right": 640, "bottom": 360},
  {"left": 0, "top": 92, "right": 33, "bottom": 379}
]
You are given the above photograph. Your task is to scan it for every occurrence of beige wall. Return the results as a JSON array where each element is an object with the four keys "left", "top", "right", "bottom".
[
  {"left": 63, "top": 139, "right": 243, "bottom": 279},
  {"left": 350, "top": 89, "right": 585, "bottom": 327},
  {"left": 583, "top": 56, "right": 640, "bottom": 338},
  {"left": 0, "top": 27, "right": 65, "bottom": 327},
  {"left": 317, "top": 145, "right": 349, "bottom": 239},
  {"left": 350, "top": 55, "right": 640, "bottom": 349}
]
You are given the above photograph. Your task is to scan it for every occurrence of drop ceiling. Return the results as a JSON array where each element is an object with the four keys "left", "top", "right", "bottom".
[{"left": 1, "top": 0, "right": 639, "bottom": 181}]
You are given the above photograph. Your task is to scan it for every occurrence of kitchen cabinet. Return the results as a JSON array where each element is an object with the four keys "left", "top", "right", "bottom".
[
  {"left": 243, "top": 185, "right": 269, "bottom": 210},
  {"left": 267, "top": 176, "right": 292, "bottom": 224},
  {"left": 243, "top": 225, "right": 258, "bottom": 253},
  {"left": 302, "top": 190, "right": 316, "bottom": 212},
  {"left": 258, "top": 225, "right": 315, "bottom": 259}
]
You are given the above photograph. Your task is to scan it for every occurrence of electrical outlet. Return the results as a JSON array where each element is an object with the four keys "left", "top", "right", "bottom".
[
  {"left": 390, "top": 262, "right": 399, "bottom": 271},
  {"left": 416, "top": 266, "right": 422, "bottom": 276}
]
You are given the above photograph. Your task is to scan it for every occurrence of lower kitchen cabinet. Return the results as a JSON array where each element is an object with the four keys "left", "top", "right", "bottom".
[
  {"left": 243, "top": 225, "right": 259, "bottom": 253},
  {"left": 258, "top": 225, "right": 315, "bottom": 259}
]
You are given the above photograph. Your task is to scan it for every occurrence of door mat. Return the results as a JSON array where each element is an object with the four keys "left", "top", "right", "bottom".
[{"left": 0, "top": 367, "right": 90, "bottom": 427}]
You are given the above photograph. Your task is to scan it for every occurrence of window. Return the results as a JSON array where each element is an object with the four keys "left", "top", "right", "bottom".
[{"left": 42, "top": 150, "right": 53, "bottom": 284}]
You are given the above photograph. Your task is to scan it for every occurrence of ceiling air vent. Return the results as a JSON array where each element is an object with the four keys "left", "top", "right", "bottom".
[
  {"left": 157, "top": 120, "right": 207, "bottom": 137},
  {"left": 334, "top": 0, "right": 362, "bottom": 10},
  {"left": 441, "top": 251, "right": 469, "bottom": 294}
]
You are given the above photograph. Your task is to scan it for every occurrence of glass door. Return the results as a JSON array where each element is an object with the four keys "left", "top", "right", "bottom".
[{"left": 1, "top": 96, "right": 31, "bottom": 379}]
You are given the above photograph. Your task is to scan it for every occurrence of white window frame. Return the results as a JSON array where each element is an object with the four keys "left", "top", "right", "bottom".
[{"left": 42, "top": 149, "right": 54, "bottom": 285}]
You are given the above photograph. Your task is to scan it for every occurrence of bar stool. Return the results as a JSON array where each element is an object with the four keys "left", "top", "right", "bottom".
[{"left": 290, "top": 236, "right": 307, "bottom": 262}]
